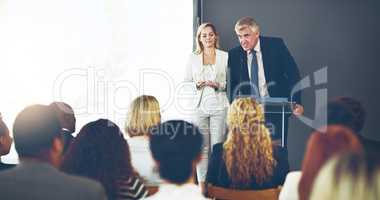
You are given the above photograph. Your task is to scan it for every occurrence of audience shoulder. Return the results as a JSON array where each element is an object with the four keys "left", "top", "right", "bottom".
[{"left": 63, "top": 172, "right": 107, "bottom": 200}]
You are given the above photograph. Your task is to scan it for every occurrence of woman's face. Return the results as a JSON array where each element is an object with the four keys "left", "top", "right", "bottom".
[{"left": 199, "top": 26, "right": 216, "bottom": 49}]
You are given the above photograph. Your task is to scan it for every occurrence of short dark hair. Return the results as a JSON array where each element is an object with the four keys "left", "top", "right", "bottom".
[
  {"left": 149, "top": 120, "right": 203, "bottom": 184},
  {"left": 327, "top": 97, "right": 366, "bottom": 133},
  {"left": 49, "top": 101, "right": 76, "bottom": 133},
  {"left": 13, "top": 104, "right": 61, "bottom": 157}
]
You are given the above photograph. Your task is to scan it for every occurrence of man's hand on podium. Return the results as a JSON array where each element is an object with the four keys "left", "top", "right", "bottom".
[{"left": 292, "top": 104, "right": 304, "bottom": 116}]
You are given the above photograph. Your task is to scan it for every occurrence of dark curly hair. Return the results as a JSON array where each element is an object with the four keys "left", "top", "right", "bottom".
[{"left": 61, "top": 119, "right": 135, "bottom": 199}]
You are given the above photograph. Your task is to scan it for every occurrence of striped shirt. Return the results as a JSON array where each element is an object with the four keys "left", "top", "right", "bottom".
[{"left": 116, "top": 176, "right": 148, "bottom": 200}]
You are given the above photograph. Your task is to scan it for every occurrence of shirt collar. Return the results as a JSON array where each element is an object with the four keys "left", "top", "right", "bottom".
[{"left": 254, "top": 39, "right": 261, "bottom": 53}]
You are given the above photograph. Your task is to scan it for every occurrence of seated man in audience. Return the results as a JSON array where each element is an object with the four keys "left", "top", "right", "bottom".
[
  {"left": 49, "top": 101, "right": 76, "bottom": 154},
  {"left": 0, "top": 113, "right": 14, "bottom": 171},
  {"left": 0, "top": 105, "right": 107, "bottom": 200},
  {"left": 326, "top": 96, "right": 380, "bottom": 158}
]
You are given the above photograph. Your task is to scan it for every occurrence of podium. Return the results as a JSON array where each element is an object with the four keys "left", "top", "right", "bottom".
[{"left": 255, "top": 97, "right": 294, "bottom": 147}]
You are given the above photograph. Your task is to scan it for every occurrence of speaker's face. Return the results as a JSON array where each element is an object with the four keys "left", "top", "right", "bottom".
[{"left": 236, "top": 27, "right": 259, "bottom": 52}]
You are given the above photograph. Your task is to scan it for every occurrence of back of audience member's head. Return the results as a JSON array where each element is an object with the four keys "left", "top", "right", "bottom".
[
  {"left": 61, "top": 119, "right": 135, "bottom": 199},
  {"left": 125, "top": 95, "right": 161, "bottom": 137},
  {"left": 49, "top": 101, "right": 76, "bottom": 134},
  {"left": 299, "top": 125, "right": 362, "bottom": 200},
  {"left": 0, "top": 113, "right": 12, "bottom": 156},
  {"left": 224, "top": 97, "right": 275, "bottom": 188},
  {"left": 149, "top": 120, "right": 203, "bottom": 184},
  {"left": 327, "top": 96, "right": 366, "bottom": 133},
  {"left": 13, "top": 104, "right": 62, "bottom": 162},
  {"left": 310, "top": 153, "right": 380, "bottom": 200}
]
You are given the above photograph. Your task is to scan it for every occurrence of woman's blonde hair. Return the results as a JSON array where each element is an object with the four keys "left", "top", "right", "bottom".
[
  {"left": 310, "top": 153, "right": 380, "bottom": 200},
  {"left": 125, "top": 95, "right": 161, "bottom": 137},
  {"left": 223, "top": 97, "right": 276, "bottom": 188},
  {"left": 195, "top": 22, "right": 219, "bottom": 55}
]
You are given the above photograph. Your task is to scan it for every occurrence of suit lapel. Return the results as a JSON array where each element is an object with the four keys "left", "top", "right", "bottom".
[
  {"left": 215, "top": 49, "right": 221, "bottom": 73},
  {"left": 238, "top": 46, "right": 249, "bottom": 82},
  {"left": 260, "top": 36, "right": 273, "bottom": 83}
]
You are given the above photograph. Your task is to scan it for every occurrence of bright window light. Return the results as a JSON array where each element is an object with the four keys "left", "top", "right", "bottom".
[{"left": 0, "top": 0, "right": 193, "bottom": 163}]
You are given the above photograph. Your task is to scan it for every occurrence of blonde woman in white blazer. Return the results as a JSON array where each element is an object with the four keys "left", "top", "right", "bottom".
[{"left": 184, "top": 23, "right": 228, "bottom": 190}]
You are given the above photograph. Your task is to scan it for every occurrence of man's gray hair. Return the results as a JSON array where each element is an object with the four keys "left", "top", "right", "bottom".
[{"left": 235, "top": 16, "right": 260, "bottom": 33}]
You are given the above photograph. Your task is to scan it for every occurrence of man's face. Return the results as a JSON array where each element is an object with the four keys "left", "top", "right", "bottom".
[{"left": 236, "top": 27, "right": 259, "bottom": 52}]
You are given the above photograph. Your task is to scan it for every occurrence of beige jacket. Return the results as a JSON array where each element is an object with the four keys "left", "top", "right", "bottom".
[{"left": 184, "top": 49, "right": 229, "bottom": 109}]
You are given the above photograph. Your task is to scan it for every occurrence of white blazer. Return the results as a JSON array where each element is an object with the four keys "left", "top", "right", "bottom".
[{"left": 184, "top": 49, "right": 229, "bottom": 109}]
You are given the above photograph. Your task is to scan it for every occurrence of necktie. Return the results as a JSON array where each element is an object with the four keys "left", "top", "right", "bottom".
[{"left": 250, "top": 50, "right": 259, "bottom": 97}]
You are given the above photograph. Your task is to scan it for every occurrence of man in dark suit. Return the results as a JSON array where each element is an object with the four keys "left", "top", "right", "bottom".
[
  {"left": 227, "top": 17, "right": 303, "bottom": 146},
  {"left": 0, "top": 105, "right": 107, "bottom": 200}
]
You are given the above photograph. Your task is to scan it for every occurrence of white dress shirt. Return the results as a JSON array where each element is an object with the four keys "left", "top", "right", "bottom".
[
  {"left": 144, "top": 183, "right": 209, "bottom": 200},
  {"left": 247, "top": 39, "right": 269, "bottom": 97}
]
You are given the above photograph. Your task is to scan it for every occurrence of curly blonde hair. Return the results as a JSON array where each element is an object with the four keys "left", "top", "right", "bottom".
[
  {"left": 223, "top": 97, "right": 276, "bottom": 188},
  {"left": 125, "top": 95, "right": 161, "bottom": 137}
]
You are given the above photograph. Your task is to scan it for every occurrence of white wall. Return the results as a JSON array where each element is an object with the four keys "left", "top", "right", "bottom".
[{"left": 0, "top": 0, "right": 193, "bottom": 163}]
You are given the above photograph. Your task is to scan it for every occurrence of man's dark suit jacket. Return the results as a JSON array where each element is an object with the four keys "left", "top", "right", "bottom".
[
  {"left": 227, "top": 36, "right": 301, "bottom": 144},
  {"left": 227, "top": 36, "right": 301, "bottom": 104}
]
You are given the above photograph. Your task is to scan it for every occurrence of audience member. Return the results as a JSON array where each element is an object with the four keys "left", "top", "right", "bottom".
[
  {"left": 206, "top": 97, "right": 289, "bottom": 190},
  {"left": 49, "top": 101, "right": 76, "bottom": 154},
  {"left": 0, "top": 113, "right": 14, "bottom": 171},
  {"left": 326, "top": 96, "right": 380, "bottom": 157},
  {"left": 62, "top": 119, "right": 147, "bottom": 200},
  {"left": 125, "top": 95, "right": 162, "bottom": 186},
  {"left": 298, "top": 125, "right": 363, "bottom": 200},
  {"left": 145, "top": 120, "right": 207, "bottom": 200},
  {"left": 310, "top": 153, "right": 380, "bottom": 200},
  {"left": 279, "top": 125, "right": 362, "bottom": 200},
  {"left": 0, "top": 105, "right": 107, "bottom": 200}
]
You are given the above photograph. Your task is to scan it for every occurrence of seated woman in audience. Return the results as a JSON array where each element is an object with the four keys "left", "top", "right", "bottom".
[
  {"left": 125, "top": 95, "right": 162, "bottom": 186},
  {"left": 310, "top": 153, "right": 380, "bottom": 200},
  {"left": 145, "top": 120, "right": 207, "bottom": 200},
  {"left": 61, "top": 119, "right": 148, "bottom": 200},
  {"left": 206, "top": 97, "right": 289, "bottom": 190},
  {"left": 0, "top": 113, "right": 14, "bottom": 171},
  {"left": 279, "top": 125, "right": 362, "bottom": 200}
]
